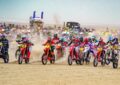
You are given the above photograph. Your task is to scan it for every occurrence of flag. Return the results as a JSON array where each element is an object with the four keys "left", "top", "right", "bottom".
[
  {"left": 33, "top": 11, "right": 36, "bottom": 18},
  {"left": 41, "top": 11, "right": 44, "bottom": 19}
]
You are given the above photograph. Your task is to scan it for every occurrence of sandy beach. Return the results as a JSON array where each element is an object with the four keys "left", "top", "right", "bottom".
[{"left": 0, "top": 62, "right": 120, "bottom": 85}]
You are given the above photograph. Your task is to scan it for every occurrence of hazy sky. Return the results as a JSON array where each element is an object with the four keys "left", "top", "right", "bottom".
[{"left": 0, "top": 0, "right": 120, "bottom": 26}]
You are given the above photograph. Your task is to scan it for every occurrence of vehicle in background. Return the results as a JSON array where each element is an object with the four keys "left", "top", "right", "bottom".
[{"left": 64, "top": 22, "right": 81, "bottom": 32}]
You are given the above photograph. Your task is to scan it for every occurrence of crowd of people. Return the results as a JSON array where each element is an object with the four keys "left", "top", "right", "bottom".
[{"left": 44, "top": 31, "right": 119, "bottom": 58}]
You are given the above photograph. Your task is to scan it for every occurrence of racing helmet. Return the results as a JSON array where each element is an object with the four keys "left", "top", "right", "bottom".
[{"left": 54, "top": 34, "right": 58, "bottom": 38}]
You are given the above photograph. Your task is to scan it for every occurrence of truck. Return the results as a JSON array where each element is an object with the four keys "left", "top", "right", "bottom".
[{"left": 64, "top": 22, "right": 81, "bottom": 31}]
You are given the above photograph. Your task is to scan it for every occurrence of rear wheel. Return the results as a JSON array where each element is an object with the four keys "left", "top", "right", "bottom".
[
  {"left": 68, "top": 55, "right": 72, "bottom": 65},
  {"left": 41, "top": 54, "right": 47, "bottom": 65}
]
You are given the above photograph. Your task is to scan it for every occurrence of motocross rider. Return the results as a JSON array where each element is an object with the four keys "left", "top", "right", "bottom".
[
  {"left": 1, "top": 34, "right": 9, "bottom": 56},
  {"left": 84, "top": 37, "right": 96, "bottom": 58},
  {"left": 44, "top": 34, "right": 59, "bottom": 56},
  {"left": 97, "top": 37, "right": 106, "bottom": 61},
  {"left": 17, "top": 35, "right": 33, "bottom": 59},
  {"left": 68, "top": 36, "right": 80, "bottom": 59}
]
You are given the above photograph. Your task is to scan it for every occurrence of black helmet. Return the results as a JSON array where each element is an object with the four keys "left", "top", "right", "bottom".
[
  {"left": 79, "top": 37, "right": 83, "bottom": 42},
  {"left": 88, "top": 38, "right": 92, "bottom": 42},
  {"left": 54, "top": 34, "right": 58, "bottom": 38},
  {"left": 2, "top": 34, "right": 6, "bottom": 39}
]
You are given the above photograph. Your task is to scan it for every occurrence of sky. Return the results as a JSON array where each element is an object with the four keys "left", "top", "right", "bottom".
[{"left": 0, "top": 0, "right": 120, "bottom": 26}]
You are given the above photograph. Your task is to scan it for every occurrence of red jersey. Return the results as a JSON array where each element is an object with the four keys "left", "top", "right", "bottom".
[{"left": 51, "top": 38, "right": 59, "bottom": 45}]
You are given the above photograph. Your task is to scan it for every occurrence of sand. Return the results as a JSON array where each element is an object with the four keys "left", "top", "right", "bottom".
[{"left": 0, "top": 63, "right": 120, "bottom": 85}]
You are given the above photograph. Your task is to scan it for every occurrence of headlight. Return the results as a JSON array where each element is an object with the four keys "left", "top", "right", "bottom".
[
  {"left": 97, "top": 48, "right": 102, "bottom": 51},
  {"left": 80, "top": 48, "right": 84, "bottom": 51},
  {"left": 45, "top": 45, "right": 50, "bottom": 49},
  {"left": 85, "top": 46, "right": 90, "bottom": 50},
  {"left": 0, "top": 43, "right": 2, "bottom": 46},
  {"left": 19, "top": 44, "right": 26, "bottom": 48},
  {"left": 114, "top": 50, "right": 118, "bottom": 54}
]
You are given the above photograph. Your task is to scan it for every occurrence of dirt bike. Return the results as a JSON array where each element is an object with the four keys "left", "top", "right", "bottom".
[
  {"left": 56, "top": 43, "right": 64, "bottom": 59},
  {"left": 93, "top": 46, "right": 106, "bottom": 67},
  {"left": 16, "top": 43, "right": 30, "bottom": 64},
  {"left": 0, "top": 42, "right": 9, "bottom": 63},
  {"left": 105, "top": 45, "right": 119, "bottom": 68},
  {"left": 41, "top": 44, "right": 55, "bottom": 65},
  {"left": 68, "top": 44, "right": 82, "bottom": 65},
  {"left": 56, "top": 41, "right": 68, "bottom": 58},
  {"left": 83, "top": 45, "right": 91, "bottom": 64}
]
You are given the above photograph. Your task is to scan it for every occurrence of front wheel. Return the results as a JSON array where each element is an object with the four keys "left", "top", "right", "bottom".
[
  {"left": 25, "top": 58, "right": 29, "bottom": 64},
  {"left": 85, "top": 51, "right": 90, "bottom": 64},
  {"left": 56, "top": 49, "right": 63, "bottom": 59},
  {"left": 15, "top": 49, "right": 20, "bottom": 59},
  {"left": 18, "top": 55, "right": 23, "bottom": 64},
  {"left": 85, "top": 55, "right": 91, "bottom": 65},
  {"left": 112, "top": 56, "right": 118, "bottom": 69},
  {"left": 68, "top": 55, "right": 72, "bottom": 65},
  {"left": 4, "top": 54, "right": 9, "bottom": 63},
  {"left": 105, "top": 58, "right": 110, "bottom": 65},
  {"left": 41, "top": 54, "right": 47, "bottom": 65},
  {"left": 105, "top": 52, "right": 111, "bottom": 65},
  {"left": 113, "top": 62, "right": 118, "bottom": 69},
  {"left": 79, "top": 58, "right": 84, "bottom": 65},
  {"left": 50, "top": 55, "right": 55, "bottom": 64},
  {"left": 93, "top": 57, "right": 98, "bottom": 67},
  {"left": 76, "top": 60, "right": 80, "bottom": 65},
  {"left": 101, "top": 57, "right": 105, "bottom": 66}
]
